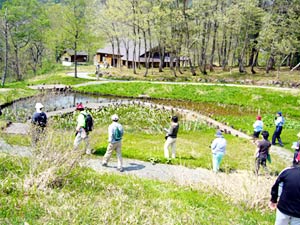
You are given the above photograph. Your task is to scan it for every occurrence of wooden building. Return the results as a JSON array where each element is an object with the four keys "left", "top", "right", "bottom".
[
  {"left": 96, "top": 42, "right": 188, "bottom": 68},
  {"left": 61, "top": 50, "right": 88, "bottom": 63}
]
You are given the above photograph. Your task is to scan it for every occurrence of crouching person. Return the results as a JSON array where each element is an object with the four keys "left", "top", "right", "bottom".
[{"left": 102, "top": 114, "right": 124, "bottom": 172}]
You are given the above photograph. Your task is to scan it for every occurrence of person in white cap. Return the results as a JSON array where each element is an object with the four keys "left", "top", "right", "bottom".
[
  {"left": 211, "top": 130, "right": 227, "bottom": 173},
  {"left": 102, "top": 114, "right": 124, "bottom": 172},
  {"left": 31, "top": 102, "right": 47, "bottom": 144}
]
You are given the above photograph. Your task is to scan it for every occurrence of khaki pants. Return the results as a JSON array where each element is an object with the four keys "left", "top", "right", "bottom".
[
  {"left": 74, "top": 129, "right": 91, "bottom": 154},
  {"left": 164, "top": 137, "right": 176, "bottom": 159},
  {"left": 103, "top": 142, "right": 123, "bottom": 169}
]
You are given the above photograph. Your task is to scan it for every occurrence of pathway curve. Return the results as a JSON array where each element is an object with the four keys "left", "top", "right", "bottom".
[{"left": 0, "top": 139, "right": 275, "bottom": 206}]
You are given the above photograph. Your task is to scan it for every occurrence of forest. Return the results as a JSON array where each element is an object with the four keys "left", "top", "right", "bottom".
[{"left": 0, "top": 0, "right": 299, "bottom": 85}]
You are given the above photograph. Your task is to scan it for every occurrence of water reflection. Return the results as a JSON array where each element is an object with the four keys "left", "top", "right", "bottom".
[{"left": 4, "top": 92, "right": 119, "bottom": 122}]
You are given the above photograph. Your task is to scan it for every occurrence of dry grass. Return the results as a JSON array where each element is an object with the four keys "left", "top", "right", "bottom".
[{"left": 24, "top": 128, "right": 85, "bottom": 190}]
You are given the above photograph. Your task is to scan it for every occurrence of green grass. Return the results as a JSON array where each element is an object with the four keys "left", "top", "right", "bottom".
[
  {"left": 0, "top": 88, "right": 37, "bottom": 106},
  {"left": 99, "top": 66, "right": 300, "bottom": 84},
  {"left": 74, "top": 82, "right": 300, "bottom": 147},
  {"left": 0, "top": 156, "right": 275, "bottom": 224},
  {"left": 50, "top": 105, "right": 287, "bottom": 173}
]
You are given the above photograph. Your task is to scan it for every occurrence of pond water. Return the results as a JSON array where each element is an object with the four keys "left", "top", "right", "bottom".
[{"left": 3, "top": 92, "right": 125, "bottom": 122}]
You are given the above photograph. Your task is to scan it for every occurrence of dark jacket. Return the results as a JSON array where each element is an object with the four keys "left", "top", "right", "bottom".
[
  {"left": 167, "top": 122, "right": 179, "bottom": 138},
  {"left": 257, "top": 139, "right": 271, "bottom": 159},
  {"left": 32, "top": 112, "right": 47, "bottom": 127},
  {"left": 270, "top": 166, "right": 300, "bottom": 218}
]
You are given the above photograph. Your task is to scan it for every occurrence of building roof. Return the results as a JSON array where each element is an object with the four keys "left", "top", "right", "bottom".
[
  {"left": 97, "top": 41, "right": 188, "bottom": 63},
  {"left": 64, "top": 49, "right": 88, "bottom": 56},
  {"left": 97, "top": 40, "right": 146, "bottom": 61}
]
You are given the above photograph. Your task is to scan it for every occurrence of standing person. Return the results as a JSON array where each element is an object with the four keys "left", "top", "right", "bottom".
[
  {"left": 255, "top": 130, "right": 271, "bottom": 176},
  {"left": 269, "top": 152, "right": 300, "bottom": 224},
  {"left": 95, "top": 62, "right": 100, "bottom": 80},
  {"left": 73, "top": 103, "right": 91, "bottom": 154},
  {"left": 291, "top": 133, "right": 300, "bottom": 163},
  {"left": 253, "top": 115, "right": 263, "bottom": 140},
  {"left": 211, "top": 130, "right": 227, "bottom": 173},
  {"left": 272, "top": 111, "right": 285, "bottom": 146},
  {"left": 102, "top": 114, "right": 124, "bottom": 172},
  {"left": 31, "top": 102, "right": 47, "bottom": 144},
  {"left": 164, "top": 116, "right": 179, "bottom": 160}
]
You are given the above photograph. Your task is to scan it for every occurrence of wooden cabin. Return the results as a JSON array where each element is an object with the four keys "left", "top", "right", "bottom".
[{"left": 61, "top": 50, "right": 88, "bottom": 64}]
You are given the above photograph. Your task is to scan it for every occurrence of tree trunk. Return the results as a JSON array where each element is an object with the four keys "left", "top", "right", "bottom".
[
  {"left": 14, "top": 47, "right": 22, "bottom": 81},
  {"left": 138, "top": 28, "right": 141, "bottom": 70},
  {"left": 143, "top": 31, "right": 149, "bottom": 77},
  {"left": 116, "top": 37, "right": 121, "bottom": 69},
  {"left": 266, "top": 54, "right": 275, "bottom": 73},
  {"left": 159, "top": 45, "right": 164, "bottom": 72},
  {"left": 170, "top": 53, "right": 177, "bottom": 77},
  {"left": 74, "top": 42, "right": 78, "bottom": 78},
  {"left": 251, "top": 51, "right": 259, "bottom": 74},
  {"left": 1, "top": 8, "right": 9, "bottom": 87},
  {"left": 209, "top": 21, "right": 218, "bottom": 72},
  {"left": 238, "top": 57, "right": 245, "bottom": 73},
  {"left": 189, "top": 58, "right": 196, "bottom": 76},
  {"left": 209, "top": 0, "right": 219, "bottom": 72}
]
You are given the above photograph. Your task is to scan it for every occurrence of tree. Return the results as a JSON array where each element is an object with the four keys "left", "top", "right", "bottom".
[
  {"left": 1, "top": 7, "right": 8, "bottom": 86},
  {"left": 2, "top": 0, "right": 43, "bottom": 81},
  {"left": 51, "top": 0, "right": 97, "bottom": 78}
]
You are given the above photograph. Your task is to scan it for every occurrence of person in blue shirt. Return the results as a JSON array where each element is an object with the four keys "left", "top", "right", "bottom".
[
  {"left": 253, "top": 115, "right": 263, "bottom": 139},
  {"left": 211, "top": 130, "right": 227, "bottom": 173},
  {"left": 272, "top": 112, "right": 285, "bottom": 146},
  {"left": 31, "top": 102, "right": 47, "bottom": 144}
]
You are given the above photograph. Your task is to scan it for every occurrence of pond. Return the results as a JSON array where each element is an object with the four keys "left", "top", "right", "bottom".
[{"left": 2, "top": 92, "right": 126, "bottom": 122}]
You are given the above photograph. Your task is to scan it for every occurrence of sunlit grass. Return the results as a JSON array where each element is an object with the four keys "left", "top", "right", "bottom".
[{"left": 0, "top": 156, "right": 276, "bottom": 224}]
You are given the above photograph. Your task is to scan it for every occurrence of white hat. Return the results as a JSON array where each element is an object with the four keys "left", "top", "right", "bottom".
[
  {"left": 35, "top": 102, "right": 44, "bottom": 109},
  {"left": 111, "top": 114, "right": 119, "bottom": 121}
]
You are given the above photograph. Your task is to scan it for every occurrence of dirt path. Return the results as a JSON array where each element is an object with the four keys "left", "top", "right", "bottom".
[{"left": 0, "top": 138, "right": 274, "bottom": 207}]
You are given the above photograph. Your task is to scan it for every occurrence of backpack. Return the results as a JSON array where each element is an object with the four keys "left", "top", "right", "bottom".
[
  {"left": 82, "top": 113, "right": 94, "bottom": 132},
  {"left": 113, "top": 126, "right": 122, "bottom": 141},
  {"left": 39, "top": 112, "right": 47, "bottom": 127}
]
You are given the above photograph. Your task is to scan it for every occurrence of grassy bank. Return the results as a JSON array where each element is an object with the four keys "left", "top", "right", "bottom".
[
  {"left": 98, "top": 66, "right": 300, "bottom": 84},
  {"left": 0, "top": 89, "right": 37, "bottom": 106},
  {"left": 0, "top": 155, "right": 275, "bottom": 225},
  {"left": 74, "top": 82, "right": 300, "bottom": 147}
]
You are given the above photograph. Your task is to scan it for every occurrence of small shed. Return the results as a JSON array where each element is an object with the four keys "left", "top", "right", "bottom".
[{"left": 61, "top": 50, "right": 88, "bottom": 63}]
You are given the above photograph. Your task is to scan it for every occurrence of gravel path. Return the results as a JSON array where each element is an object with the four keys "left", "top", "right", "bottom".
[
  {"left": 0, "top": 136, "right": 288, "bottom": 205},
  {"left": 0, "top": 139, "right": 31, "bottom": 157}
]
